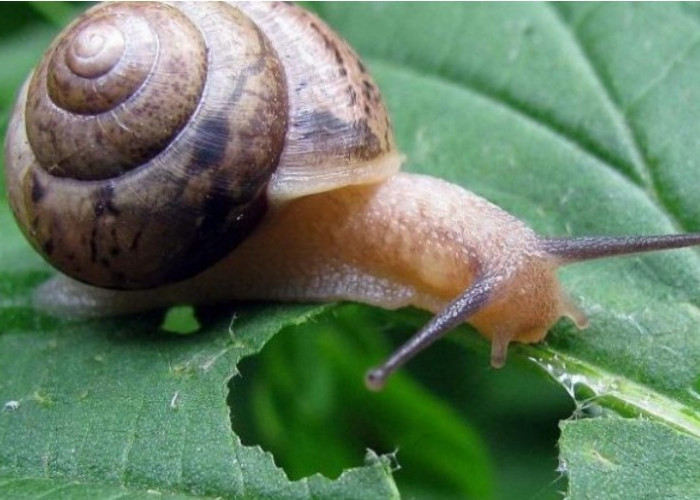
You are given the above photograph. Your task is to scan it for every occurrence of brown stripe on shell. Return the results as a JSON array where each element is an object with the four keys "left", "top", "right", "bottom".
[
  {"left": 30, "top": 171, "right": 45, "bottom": 203},
  {"left": 237, "top": 2, "right": 400, "bottom": 201},
  {"left": 294, "top": 111, "right": 381, "bottom": 162}
]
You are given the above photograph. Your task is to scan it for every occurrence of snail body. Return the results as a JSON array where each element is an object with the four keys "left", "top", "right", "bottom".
[{"left": 5, "top": 1, "right": 700, "bottom": 389}]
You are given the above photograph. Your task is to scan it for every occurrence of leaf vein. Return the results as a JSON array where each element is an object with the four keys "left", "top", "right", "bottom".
[
  {"left": 118, "top": 398, "right": 146, "bottom": 483},
  {"left": 31, "top": 480, "right": 77, "bottom": 499},
  {"left": 547, "top": 3, "right": 695, "bottom": 234},
  {"left": 546, "top": 5, "right": 651, "bottom": 184},
  {"left": 625, "top": 33, "right": 700, "bottom": 111},
  {"left": 527, "top": 345, "right": 700, "bottom": 439}
]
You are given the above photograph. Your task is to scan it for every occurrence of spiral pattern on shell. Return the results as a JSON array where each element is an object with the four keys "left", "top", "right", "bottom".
[
  {"left": 6, "top": 2, "right": 288, "bottom": 288},
  {"left": 4, "top": 1, "right": 399, "bottom": 290},
  {"left": 28, "top": 2, "right": 211, "bottom": 180}
]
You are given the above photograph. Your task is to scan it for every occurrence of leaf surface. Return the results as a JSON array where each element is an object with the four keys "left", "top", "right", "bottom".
[{"left": 2, "top": 2, "right": 700, "bottom": 498}]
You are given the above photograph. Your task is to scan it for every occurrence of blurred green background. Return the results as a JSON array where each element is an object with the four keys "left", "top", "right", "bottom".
[{"left": 0, "top": 3, "right": 576, "bottom": 499}]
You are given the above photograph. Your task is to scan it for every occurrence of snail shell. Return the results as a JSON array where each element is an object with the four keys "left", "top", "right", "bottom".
[{"left": 4, "top": 1, "right": 401, "bottom": 289}]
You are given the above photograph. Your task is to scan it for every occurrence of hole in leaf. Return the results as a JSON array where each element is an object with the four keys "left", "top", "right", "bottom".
[
  {"left": 228, "top": 304, "right": 574, "bottom": 498},
  {"left": 160, "top": 305, "right": 201, "bottom": 335},
  {"left": 229, "top": 305, "right": 394, "bottom": 481}
]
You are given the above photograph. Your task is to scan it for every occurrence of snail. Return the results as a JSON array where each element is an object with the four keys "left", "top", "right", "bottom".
[{"left": 4, "top": 1, "right": 700, "bottom": 391}]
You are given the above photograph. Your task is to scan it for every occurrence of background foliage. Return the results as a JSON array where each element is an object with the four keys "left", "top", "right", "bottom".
[{"left": 2, "top": 3, "right": 700, "bottom": 499}]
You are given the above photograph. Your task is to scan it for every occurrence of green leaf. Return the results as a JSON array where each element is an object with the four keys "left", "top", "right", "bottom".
[
  {"left": 560, "top": 419, "right": 700, "bottom": 499},
  {"left": 26, "top": 2, "right": 87, "bottom": 27},
  {"left": 0, "top": 293, "right": 399, "bottom": 498},
  {"left": 3, "top": 2, "right": 700, "bottom": 499},
  {"left": 320, "top": 1, "right": 700, "bottom": 496}
]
